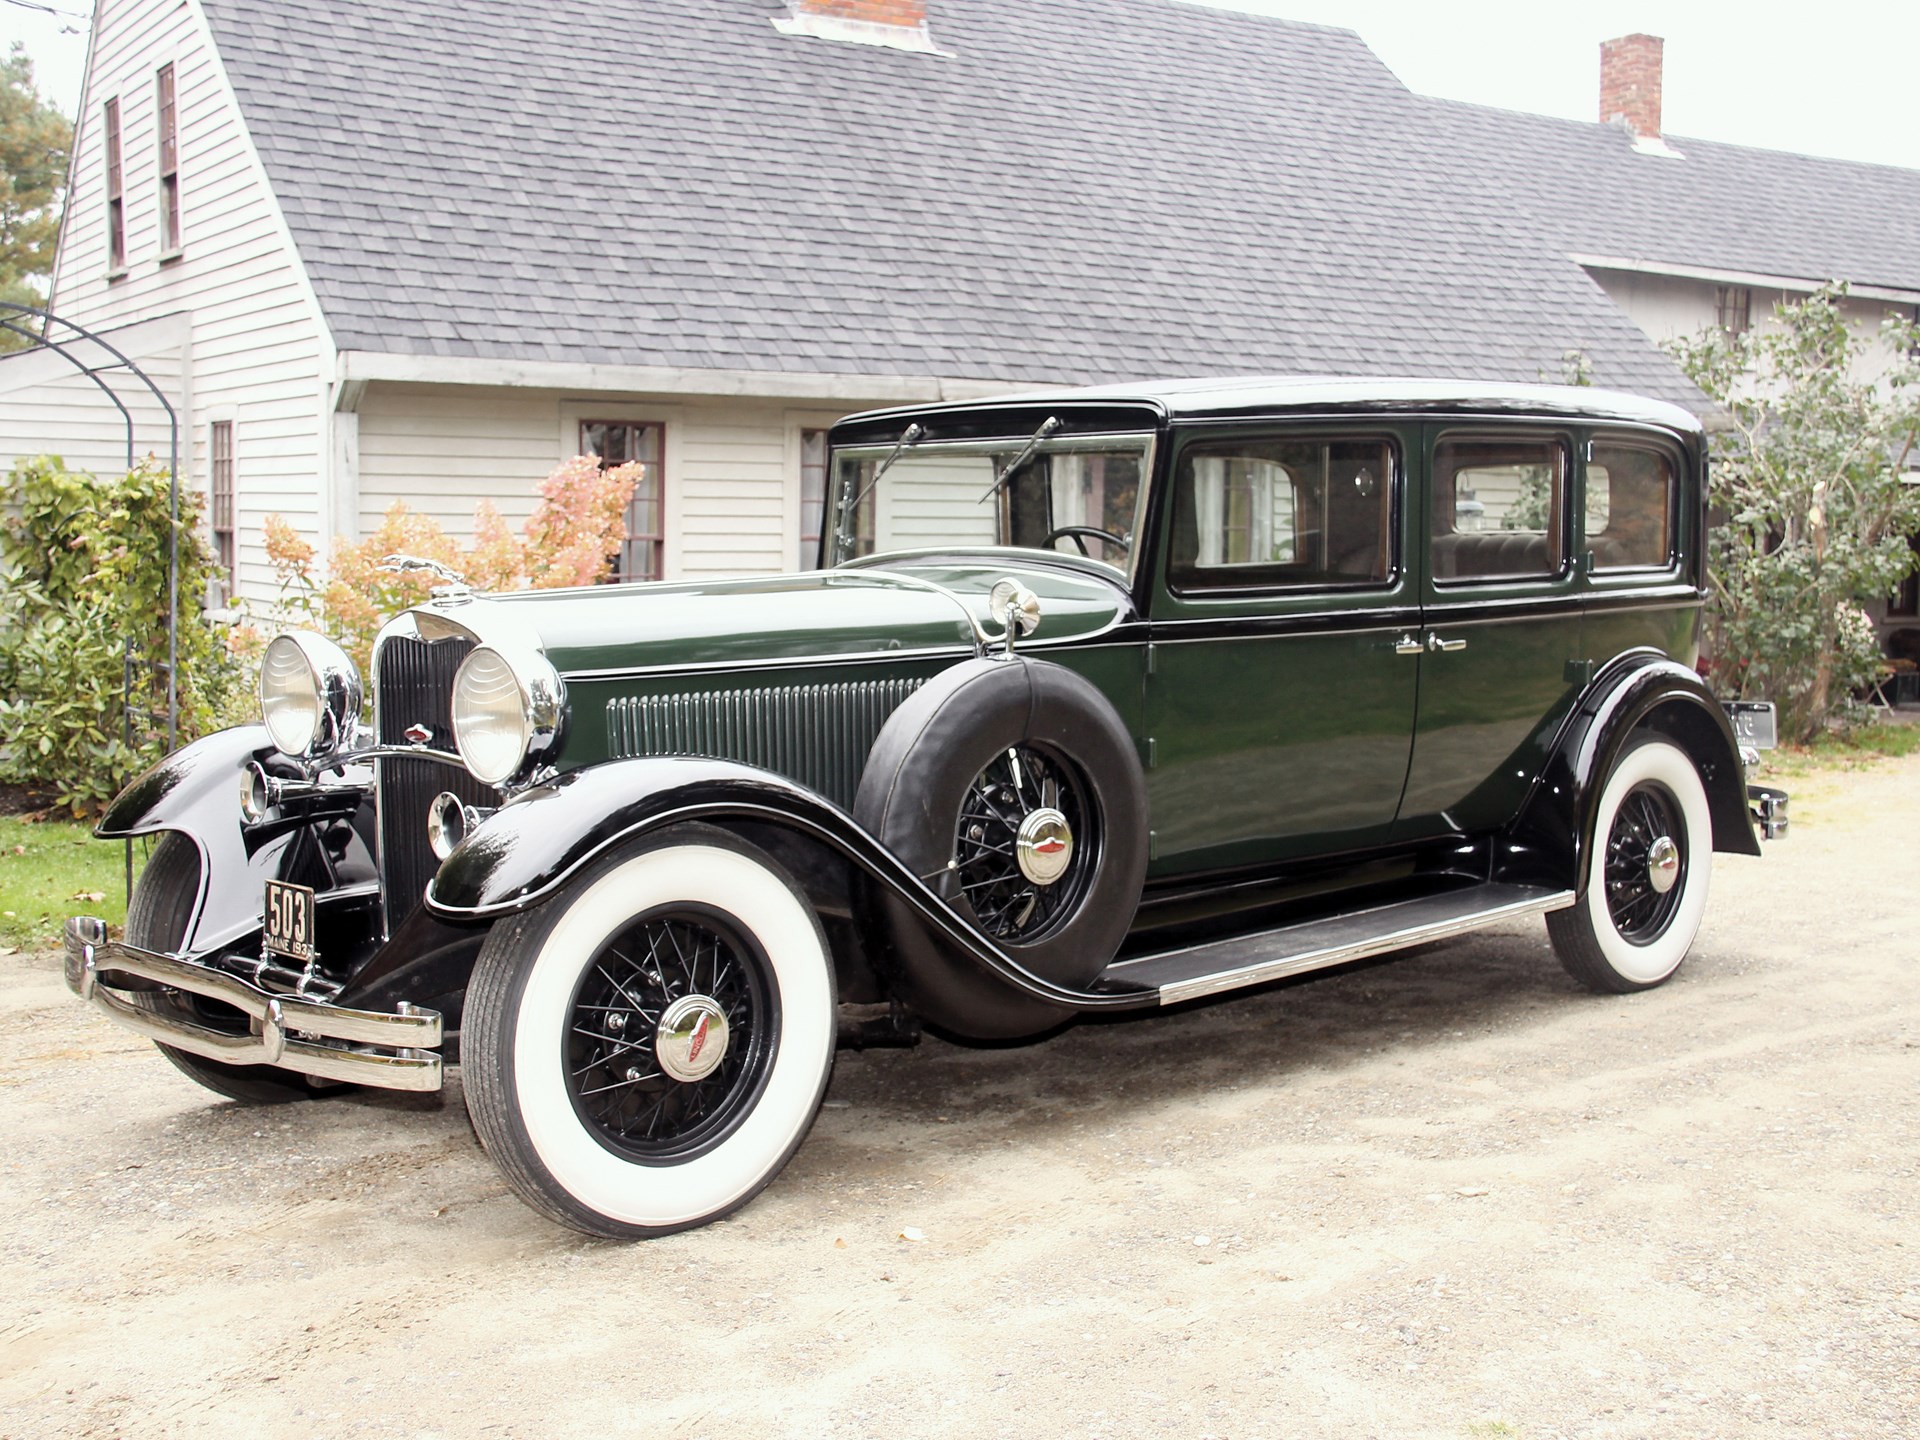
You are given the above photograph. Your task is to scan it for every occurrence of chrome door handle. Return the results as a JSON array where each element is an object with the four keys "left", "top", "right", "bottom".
[
  {"left": 1427, "top": 633, "right": 1468, "bottom": 653},
  {"left": 1394, "top": 634, "right": 1425, "bottom": 656}
]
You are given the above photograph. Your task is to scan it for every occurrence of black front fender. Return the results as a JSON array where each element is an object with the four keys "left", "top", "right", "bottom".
[
  {"left": 424, "top": 757, "right": 1155, "bottom": 1015},
  {"left": 95, "top": 725, "right": 378, "bottom": 957},
  {"left": 1504, "top": 652, "right": 1760, "bottom": 891}
]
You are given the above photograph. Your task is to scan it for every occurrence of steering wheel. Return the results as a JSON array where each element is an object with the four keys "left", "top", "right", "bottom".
[{"left": 1042, "top": 526, "right": 1131, "bottom": 558}]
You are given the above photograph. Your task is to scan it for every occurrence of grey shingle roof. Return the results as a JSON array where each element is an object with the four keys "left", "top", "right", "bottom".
[
  {"left": 200, "top": 0, "right": 1702, "bottom": 404},
  {"left": 1426, "top": 98, "right": 1920, "bottom": 295}
]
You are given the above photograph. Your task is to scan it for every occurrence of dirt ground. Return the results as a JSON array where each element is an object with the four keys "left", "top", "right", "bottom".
[{"left": 2, "top": 753, "right": 1916, "bottom": 1440}]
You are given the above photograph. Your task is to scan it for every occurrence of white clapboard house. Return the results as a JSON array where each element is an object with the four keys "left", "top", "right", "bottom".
[{"left": 3, "top": 1, "right": 1917, "bottom": 619}]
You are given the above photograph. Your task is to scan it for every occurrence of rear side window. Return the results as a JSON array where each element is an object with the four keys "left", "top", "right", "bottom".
[
  {"left": 1169, "top": 435, "right": 1396, "bottom": 592},
  {"left": 1587, "top": 444, "right": 1675, "bottom": 571},
  {"left": 1431, "top": 436, "right": 1567, "bottom": 582}
]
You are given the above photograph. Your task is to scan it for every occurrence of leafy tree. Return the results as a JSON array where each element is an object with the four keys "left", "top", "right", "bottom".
[
  {"left": 1671, "top": 284, "right": 1920, "bottom": 742},
  {"left": 1, "top": 44, "right": 72, "bottom": 351},
  {"left": 261, "top": 455, "right": 643, "bottom": 675}
]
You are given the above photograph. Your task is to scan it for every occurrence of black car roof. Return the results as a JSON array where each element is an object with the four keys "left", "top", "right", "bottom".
[{"left": 840, "top": 375, "right": 1705, "bottom": 437}]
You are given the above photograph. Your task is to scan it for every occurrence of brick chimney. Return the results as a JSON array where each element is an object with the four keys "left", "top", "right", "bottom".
[
  {"left": 775, "top": 0, "right": 940, "bottom": 54},
  {"left": 1600, "top": 33, "right": 1664, "bottom": 139},
  {"left": 795, "top": 0, "right": 925, "bottom": 24}
]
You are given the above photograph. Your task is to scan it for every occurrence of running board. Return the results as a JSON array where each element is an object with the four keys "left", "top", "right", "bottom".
[{"left": 1103, "top": 883, "right": 1575, "bottom": 1006}]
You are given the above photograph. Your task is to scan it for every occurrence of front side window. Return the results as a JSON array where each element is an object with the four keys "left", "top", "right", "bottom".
[
  {"left": 823, "top": 428, "right": 1149, "bottom": 576},
  {"left": 1587, "top": 443, "right": 1675, "bottom": 571},
  {"left": 156, "top": 64, "right": 181, "bottom": 254},
  {"left": 1168, "top": 435, "right": 1395, "bottom": 592},
  {"left": 1431, "top": 436, "right": 1567, "bottom": 582},
  {"left": 581, "top": 420, "right": 664, "bottom": 582}
]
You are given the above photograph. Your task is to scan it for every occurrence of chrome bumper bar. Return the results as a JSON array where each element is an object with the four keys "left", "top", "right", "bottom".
[
  {"left": 1748, "top": 784, "right": 1789, "bottom": 841},
  {"left": 64, "top": 917, "right": 444, "bottom": 1092}
]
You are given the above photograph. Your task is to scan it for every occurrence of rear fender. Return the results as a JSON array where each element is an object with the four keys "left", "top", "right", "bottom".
[
  {"left": 424, "top": 757, "right": 1155, "bottom": 1021},
  {"left": 1503, "top": 653, "right": 1759, "bottom": 892}
]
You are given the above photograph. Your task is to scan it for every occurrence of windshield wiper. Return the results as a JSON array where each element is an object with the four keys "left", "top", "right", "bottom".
[
  {"left": 836, "top": 422, "right": 925, "bottom": 559},
  {"left": 978, "top": 416, "right": 1062, "bottom": 503}
]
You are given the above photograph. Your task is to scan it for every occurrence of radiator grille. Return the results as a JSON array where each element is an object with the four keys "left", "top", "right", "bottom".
[
  {"left": 607, "top": 679, "right": 923, "bottom": 810},
  {"left": 375, "top": 635, "right": 499, "bottom": 922}
]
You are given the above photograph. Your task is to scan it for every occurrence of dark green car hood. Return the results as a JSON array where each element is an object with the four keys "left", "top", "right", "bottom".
[{"left": 439, "top": 558, "right": 1131, "bottom": 676}]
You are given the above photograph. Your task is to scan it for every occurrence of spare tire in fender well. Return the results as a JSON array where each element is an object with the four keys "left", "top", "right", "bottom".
[{"left": 854, "top": 656, "right": 1149, "bottom": 1040}]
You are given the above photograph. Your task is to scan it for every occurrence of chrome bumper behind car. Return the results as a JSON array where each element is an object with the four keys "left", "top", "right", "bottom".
[
  {"left": 63, "top": 917, "right": 444, "bottom": 1092},
  {"left": 1747, "top": 784, "right": 1789, "bottom": 840}
]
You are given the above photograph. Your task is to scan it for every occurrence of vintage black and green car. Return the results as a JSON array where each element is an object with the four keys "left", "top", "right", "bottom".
[{"left": 66, "top": 377, "right": 1788, "bottom": 1238}]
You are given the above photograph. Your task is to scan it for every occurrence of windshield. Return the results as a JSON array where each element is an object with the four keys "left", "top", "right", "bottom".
[{"left": 825, "top": 431, "right": 1154, "bottom": 577}]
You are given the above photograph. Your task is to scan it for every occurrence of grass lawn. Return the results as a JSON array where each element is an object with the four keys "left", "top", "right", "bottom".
[
  {"left": 1754, "top": 710, "right": 1920, "bottom": 780},
  {"left": 0, "top": 816, "right": 133, "bottom": 951}
]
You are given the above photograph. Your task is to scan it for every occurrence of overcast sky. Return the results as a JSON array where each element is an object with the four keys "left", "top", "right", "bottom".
[{"left": 8, "top": 0, "right": 1918, "bottom": 171}]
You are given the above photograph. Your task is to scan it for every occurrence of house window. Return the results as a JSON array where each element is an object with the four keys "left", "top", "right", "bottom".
[
  {"left": 1716, "top": 285, "right": 1752, "bottom": 336},
  {"left": 210, "top": 420, "right": 235, "bottom": 592},
  {"left": 1890, "top": 534, "right": 1920, "bottom": 619},
  {"left": 799, "top": 429, "right": 829, "bottom": 568},
  {"left": 156, "top": 64, "right": 181, "bottom": 255},
  {"left": 581, "top": 420, "right": 664, "bottom": 582},
  {"left": 104, "top": 97, "right": 126, "bottom": 274}
]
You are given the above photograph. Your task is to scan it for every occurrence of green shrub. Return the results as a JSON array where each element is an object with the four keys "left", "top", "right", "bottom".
[
  {"left": 1671, "top": 285, "right": 1920, "bottom": 743},
  {"left": 0, "top": 456, "right": 250, "bottom": 814}
]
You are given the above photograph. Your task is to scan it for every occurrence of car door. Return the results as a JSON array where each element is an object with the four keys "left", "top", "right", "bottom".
[
  {"left": 1396, "top": 425, "right": 1585, "bottom": 839},
  {"left": 1143, "top": 424, "right": 1419, "bottom": 875}
]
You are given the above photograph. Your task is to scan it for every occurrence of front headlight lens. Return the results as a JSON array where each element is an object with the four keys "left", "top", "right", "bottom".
[
  {"left": 452, "top": 646, "right": 533, "bottom": 785},
  {"left": 260, "top": 636, "right": 320, "bottom": 755},
  {"left": 259, "top": 631, "right": 360, "bottom": 758}
]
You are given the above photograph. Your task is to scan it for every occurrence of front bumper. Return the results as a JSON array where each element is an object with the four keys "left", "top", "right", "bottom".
[{"left": 64, "top": 917, "right": 444, "bottom": 1092}]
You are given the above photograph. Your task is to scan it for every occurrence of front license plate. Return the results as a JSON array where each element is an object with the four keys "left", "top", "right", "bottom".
[
  {"left": 263, "top": 880, "right": 316, "bottom": 965},
  {"left": 1723, "top": 700, "right": 1777, "bottom": 750}
]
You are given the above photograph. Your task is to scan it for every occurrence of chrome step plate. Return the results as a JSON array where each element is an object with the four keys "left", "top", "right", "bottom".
[{"left": 1105, "top": 883, "right": 1575, "bottom": 1005}]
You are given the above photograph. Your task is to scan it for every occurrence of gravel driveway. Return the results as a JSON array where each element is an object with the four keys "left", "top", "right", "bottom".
[{"left": 2, "top": 753, "right": 1916, "bottom": 1440}]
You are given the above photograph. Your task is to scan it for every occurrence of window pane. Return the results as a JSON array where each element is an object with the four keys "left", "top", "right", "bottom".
[
  {"left": 1588, "top": 445, "right": 1673, "bottom": 570},
  {"left": 799, "top": 429, "right": 828, "bottom": 568},
  {"left": 1431, "top": 438, "right": 1565, "bottom": 581},
  {"left": 580, "top": 420, "right": 663, "bottom": 582},
  {"left": 1170, "top": 436, "right": 1394, "bottom": 591}
]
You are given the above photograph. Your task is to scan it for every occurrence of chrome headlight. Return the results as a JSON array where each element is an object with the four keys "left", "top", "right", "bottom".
[
  {"left": 258, "top": 631, "right": 362, "bottom": 758},
  {"left": 450, "top": 645, "right": 563, "bottom": 786}
]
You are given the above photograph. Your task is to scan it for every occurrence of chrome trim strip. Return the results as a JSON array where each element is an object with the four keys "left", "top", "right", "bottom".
[
  {"left": 64, "top": 917, "right": 443, "bottom": 1092},
  {"left": 1128, "top": 888, "right": 1576, "bottom": 1006}
]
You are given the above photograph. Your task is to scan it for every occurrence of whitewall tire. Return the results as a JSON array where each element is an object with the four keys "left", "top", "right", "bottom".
[
  {"left": 1548, "top": 735, "right": 1713, "bottom": 993},
  {"left": 463, "top": 826, "right": 836, "bottom": 1238}
]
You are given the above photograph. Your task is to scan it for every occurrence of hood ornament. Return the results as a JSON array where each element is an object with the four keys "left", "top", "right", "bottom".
[{"left": 379, "top": 554, "right": 472, "bottom": 605}]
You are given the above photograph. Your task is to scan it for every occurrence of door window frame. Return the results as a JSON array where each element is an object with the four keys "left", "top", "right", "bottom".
[
  {"left": 1425, "top": 428, "right": 1575, "bottom": 592},
  {"left": 1150, "top": 422, "right": 1411, "bottom": 619}
]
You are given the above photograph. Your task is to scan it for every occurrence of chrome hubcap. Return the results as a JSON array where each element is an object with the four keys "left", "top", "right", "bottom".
[
  {"left": 953, "top": 745, "right": 1094, "bottom": 942},
  {"left": 655, "top": 994, "right": 730, "bottom": 1083},
  {"left": 1015, "top": 807, "right": 1074, "bottom": 885},
  {"left": 1646, "top": 835, "right": 1680, "bottom": 894}
]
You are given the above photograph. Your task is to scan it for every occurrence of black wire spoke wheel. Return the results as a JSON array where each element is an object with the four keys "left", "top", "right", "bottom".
[
  {"left": 564, "top": 909, "right": 778, "bottom": 1163},
  {"left": 952, "top": 744, "right": 1095, "bottom": 942},
  {"left": 1602, "top": 781, "right": 1687, "bottom": 944}
]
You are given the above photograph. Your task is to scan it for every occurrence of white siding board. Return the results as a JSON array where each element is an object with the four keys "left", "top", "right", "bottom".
[{"left": 31, "top": 0, "right": 336, "bottom": 604}]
